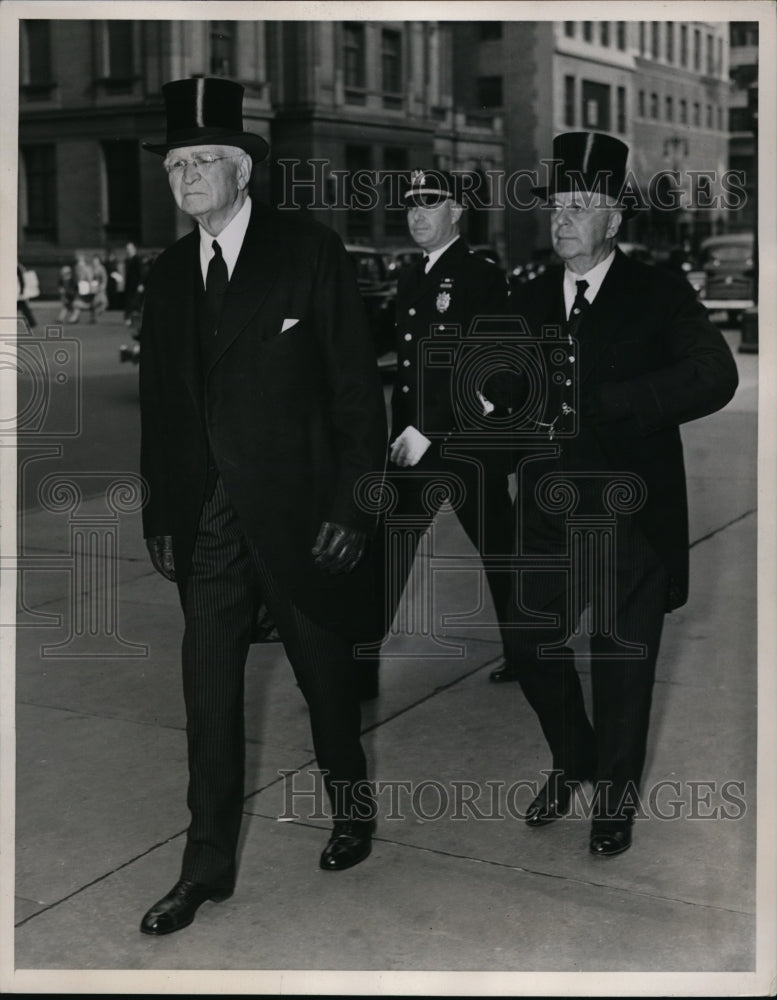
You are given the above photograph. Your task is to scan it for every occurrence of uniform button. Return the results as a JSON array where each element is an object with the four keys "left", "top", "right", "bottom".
[
  {"left": 565, "top": 379, "right": 572, "bottom": 387},
  {"left": 402, "top": 385, "right": 410, "bottom": 393},
  {"left": 568, "top": 355, "right": 575, "bottom": 363},
  {"left": 408, "top": 307, "right": 416, "bottom": 316},
  {"left": 438, "top": 325, "right": 445, "bottom": 330},
  {"left": 404, "top": 333, "right": 412, "bottom": 341},
  {"left": 403, "top": 359, "right": 411, "bottom": 367},
  {"left": 573, "top": 307, "right": 581, "bottom": 315}
]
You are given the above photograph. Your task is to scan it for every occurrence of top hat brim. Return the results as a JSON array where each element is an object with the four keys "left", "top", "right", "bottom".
[
  {"left": 141, "top": 129, "right": 269, "bottom": 162},
  {"left": 531, "top": 183, "right": 636, "bottom": 220}
]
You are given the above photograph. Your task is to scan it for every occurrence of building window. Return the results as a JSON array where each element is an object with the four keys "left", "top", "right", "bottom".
[
  {"left": 105, "top": 21, "right": 134, "bottom": 80},
  {"left": 706, "top": 33, "right": 714, "bottom": 74},
  {"left": 679, "top": 98, "right": 687, "bottom": 124},
  {"left": 639, "top": 22, "right": 645, "bottom": 55},
  {"left": 617, "top": 86, "right": 626, "bottom": 133},
  {"left": 344, "top": 22, "right": 366, "bottom": 89},
  {"left": 564, "top": 22, "right": 575, "bottom": 38},
  {"left": 476, "top": 75, "right": 502, "bottom": 108},
  {"left": 21, "top": 20, "right": 53, "bottom": 91},
  {"left": 210, "top": 21, "right": 235, "bottom": 76},
  {"left": 651, "top": 22, "right": 659, "bottom": 58},
  {"left": 600, "top": 22, "right": 610, "bottom": 46},
  {"left": 706, "top": 103, "right": 712, "bottom": 128},
  {"left": 22, "top": 144, "right": 57, "bottom": 239},
  {"left": 717, "top": 37, "right": 723, "bottom": 74},
  {"left": 650, "top": 92, "right": 659, "bottom": 119},
  {"left": 693, "top": 101, "right": 700, "bottom": 126},
  {"left": 717, "top": 105, "right": 723, "bottom": 130},
  {"left": 345, "top": 144, "right": 372, "bottom": 239},
  {"left": 680, "top": 24, "right": 688, "bottom": 65},
  {"left": 381, "top": 29, "right": 402, "bottom": 94},
  {"left": 731, "top": 22, "right": 758, "bottom": 46},
  {"left": 666, "top": 22, "right": 674, "bottom": 61},
  {"left": 479, "top": 22, "right": 502, "bottom": 40},
  {"left": 638, "top": 90, "right": 645, "bottom": 117},
  {"left": 383, "top": 147, "right": 408, "bottom": 237},
  {"left": 102, "top": 139, "right": 140, "bottom": 240},
  {"left": 564, "top": 75, "right": 576, "bottom": 126},
  {"left": 582, "top": 80, "right": 610, "bottom": 130},
  {"left": 582, "top": 22, "right": 593, "bottom": 42},
  {"left": 665, "top": 95, "right": 673, "bottom": 121},
  {"left": 693, "top": 29, "right": 701, "bottom": 70},
  {"left": 616, "top": 22, "right": 626, "bottom": 50}
]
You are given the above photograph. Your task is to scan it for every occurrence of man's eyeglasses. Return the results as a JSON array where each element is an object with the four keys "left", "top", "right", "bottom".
[{"left": 164, "top": 153, "right": 240, "bottom": 176}]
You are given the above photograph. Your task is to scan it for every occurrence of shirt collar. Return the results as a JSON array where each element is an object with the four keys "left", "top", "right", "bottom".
[
  {"left": 424, "top": 235, "right": 460, "bottom": 272},
  {"left": 562, "top": 249, "right": 616, "bottom": 317},
  {"left": 199, "top": 196, "right": 252, "bottom": 283}
]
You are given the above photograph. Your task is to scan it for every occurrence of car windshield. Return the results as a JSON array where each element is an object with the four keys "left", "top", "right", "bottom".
[{"left": 351, "top": 253, "right": 385, "bottom": 282}]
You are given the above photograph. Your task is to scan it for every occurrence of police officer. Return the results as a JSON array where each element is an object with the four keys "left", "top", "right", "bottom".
[{"left": 360, "top": 169, "right": 514, "bottom": 695}]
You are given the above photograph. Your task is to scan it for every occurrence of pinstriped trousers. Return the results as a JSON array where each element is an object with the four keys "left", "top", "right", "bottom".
[
  {"left": 505, "top": 515, "right": 669, "bottom": 821},
  {"left": 179, "top": 477, "right": 369, "bottom": 891}
]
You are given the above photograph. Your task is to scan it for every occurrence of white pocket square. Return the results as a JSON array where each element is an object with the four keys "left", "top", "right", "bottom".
[{"left": 281, "top": 318, "right": 299, "bottom": 333}]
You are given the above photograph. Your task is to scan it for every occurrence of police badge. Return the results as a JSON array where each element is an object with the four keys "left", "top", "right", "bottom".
[{"left": 436, "top": 291, "right": 451, "bottom": 313}]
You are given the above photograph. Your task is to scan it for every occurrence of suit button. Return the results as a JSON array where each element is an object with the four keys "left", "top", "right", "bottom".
[
  {"left": 408, "top": 307, "right": 416, "bottom": 316},
  {"left": 438, "top": 325, "right": 445, "bottom": 330},
  {"left": 565, "top": 379, "right": 572, "bottom": 387},
  {"left": 568, "top": 356, "right": 575, "bottom": 363},
  {"left": 401, "top": 385, "right": 410, "bottom": 393},
  {"left": 403, "top": 359, "right": 410, "bottom": 367},
  {"left": 404, "top": 333, "right": 412, "bottom": 341}
]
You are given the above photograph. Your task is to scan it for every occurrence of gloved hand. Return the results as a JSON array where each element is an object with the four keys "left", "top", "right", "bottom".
[
  {"left": 146, "top": 535, "right": 176, "bottom": 581},
  {"left": 312, "top": 521, "right": 367, "bottom": 574},
  {"left": 389, "top": 425, "right": 432, "bottom": 467}
]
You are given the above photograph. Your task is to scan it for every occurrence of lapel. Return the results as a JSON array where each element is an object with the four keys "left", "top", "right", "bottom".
[
  {"left": 576, "top": 248, "right": 632, "bottom": 384},
  {"left": 205, "top": 203, "right": 281, "bottom": 373},
  {"left": 163, "top": 229, "right": 202, "bottom": 412}
]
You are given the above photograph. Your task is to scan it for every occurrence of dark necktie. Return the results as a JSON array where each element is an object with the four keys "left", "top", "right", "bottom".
[
  {"left": 205, "top": 239, "right": 229, "bottom": 335},
  {"left": 567, "top": 278, "right": 589, "bottom": 338}
]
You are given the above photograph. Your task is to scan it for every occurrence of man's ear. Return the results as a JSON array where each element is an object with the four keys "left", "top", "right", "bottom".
[
  {"left": 237, "top": 153, "right": 253, "bottom": 191},
  {"left": 451, "top": 202, "right": 464, "bottom": 225}
]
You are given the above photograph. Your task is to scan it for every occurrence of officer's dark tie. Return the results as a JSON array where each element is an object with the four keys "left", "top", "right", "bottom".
[
  {"left": 205, "top": 239, "right": 229, "bottom": 335},
  {"left": 567, "top": 278, "right": 589, "bottom": 337}
]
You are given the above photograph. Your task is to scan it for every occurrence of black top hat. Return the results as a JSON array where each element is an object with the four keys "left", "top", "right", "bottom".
[
  {"left": 142, "top": 77, "right": 269, "bottom": 161},
  {"left": 403, "top": 169, "right": 461, "bottom": 207},
  {"left": 532, "top": 131, "right": 632, "bottom": 216}
]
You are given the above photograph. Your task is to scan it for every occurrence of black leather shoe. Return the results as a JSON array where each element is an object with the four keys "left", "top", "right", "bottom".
[
  {"left": 319, "top": 820, "right": 375, "bottom": 871},
  {"left": 525, "top": 778, "right": 575, "bottom": 827},
  {"left": 589, "top": 820, "right": 633, "bottom": 857},
  {"left": 488, "top": 661, "right": 521, "bottom": 683},
  {"left": 140, "top": 879, "right": 233, "bottom": 935}
]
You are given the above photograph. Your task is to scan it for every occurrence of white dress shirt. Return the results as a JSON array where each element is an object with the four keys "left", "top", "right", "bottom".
[
  {"left": 199, "top": 196, "right": 252, "bottom": 285},
  {"left": 562, "top": 249, "right": 616, "bottom": 319}
]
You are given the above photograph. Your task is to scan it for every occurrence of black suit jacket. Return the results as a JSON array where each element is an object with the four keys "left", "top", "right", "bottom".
[
  {"left": 488, "top": 249, "right": 738, "bottom": 610},
  {"left": 391, "top": 238, "right": 509, "bottom": 441},
  {"left": 139, "top": 203, "right": 388, "bottom": 638}
]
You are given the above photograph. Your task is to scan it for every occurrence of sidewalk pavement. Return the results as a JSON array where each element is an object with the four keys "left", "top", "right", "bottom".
[{"left": 7, "top": 333, "right": 766, "bottom": 991}]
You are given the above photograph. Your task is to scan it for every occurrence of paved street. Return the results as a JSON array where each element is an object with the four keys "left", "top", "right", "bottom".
[{"left": 7, "top": 301, "right": 763, "bottom": 991}]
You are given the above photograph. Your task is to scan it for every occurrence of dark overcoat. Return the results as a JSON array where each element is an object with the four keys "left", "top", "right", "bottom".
[
  {"left": 502, "top": 248, "right": 739, "bottom": 610},
  {"left": 139, "top": 203, "right": 388, "bottom": 638}
]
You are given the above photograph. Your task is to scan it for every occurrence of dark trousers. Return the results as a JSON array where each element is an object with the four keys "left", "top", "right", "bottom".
[
  {"left": 375, "top": 443, "right": 514, "bottom": 654},
  {"left": 505, "top": 516, "right": 668, "bottom": 821},
  {"left": 180, "top": 478, "right": 369, "bottom": 891}
]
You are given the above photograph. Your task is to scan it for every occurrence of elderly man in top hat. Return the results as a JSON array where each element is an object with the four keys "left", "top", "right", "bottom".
[
  {"left": 481, "top": 132, "right": 738, "bottom": 856},
  {"left": 136, "top": 77, "right": 387, "bottom": 935},
  {"left": 360, "top": 169, "right": 513, "bottom": 692}
]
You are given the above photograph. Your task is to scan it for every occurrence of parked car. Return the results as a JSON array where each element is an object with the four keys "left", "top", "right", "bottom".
[
  {"left": 687, "top": 233, "right": 755, "bottom": 326},
  {"left": 345, "top": 244, "right": 397, "bottom": 361}
]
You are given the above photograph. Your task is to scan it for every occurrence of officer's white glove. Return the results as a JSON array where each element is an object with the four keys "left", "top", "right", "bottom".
[
  {"left": 477, "top": 390, "right": 495, "bottom": 415},
  {"left": 390, "top": 425, "right": 432, "bottom": 467}
]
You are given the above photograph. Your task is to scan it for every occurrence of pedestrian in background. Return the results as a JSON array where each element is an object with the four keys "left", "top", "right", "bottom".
[
  {"left": 90, "top": 254, "right": 109, "bottom": 321},
  {"left": 481, "top": 132, "right": 738, "bottom": 857},
  {"left": 17, "top": 261, "right": 38, "bottom": 329},
  {"left": 57, "top": 265, "right": 79, "bottom": 323},
  {"left": 137, "top": 77, "right": 387, "bottom": 936},
  {"left": 123, "top": 241, "right": 144, "bottom": 326}
]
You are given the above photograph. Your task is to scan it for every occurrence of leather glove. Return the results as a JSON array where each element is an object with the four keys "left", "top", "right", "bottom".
[
  {"left": 312, "top": 521, "right": 367, "bottom": 574},
  {"left": 390, "top": 425, "right": 432, "bottom": 467},
  {"left": 146, "top": 535, "right": 175, "bottom": 581}
]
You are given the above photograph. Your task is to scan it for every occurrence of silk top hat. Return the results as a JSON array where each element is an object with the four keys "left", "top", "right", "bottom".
[
  {"left": 403, "top": 169, "right": 461, "bottom": 207},
  {"left": 142, "top": 77, "right": 269, "bottom": 161},
  {"left": 532, "top": 131, "right": 633, "bottom": 217}
]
